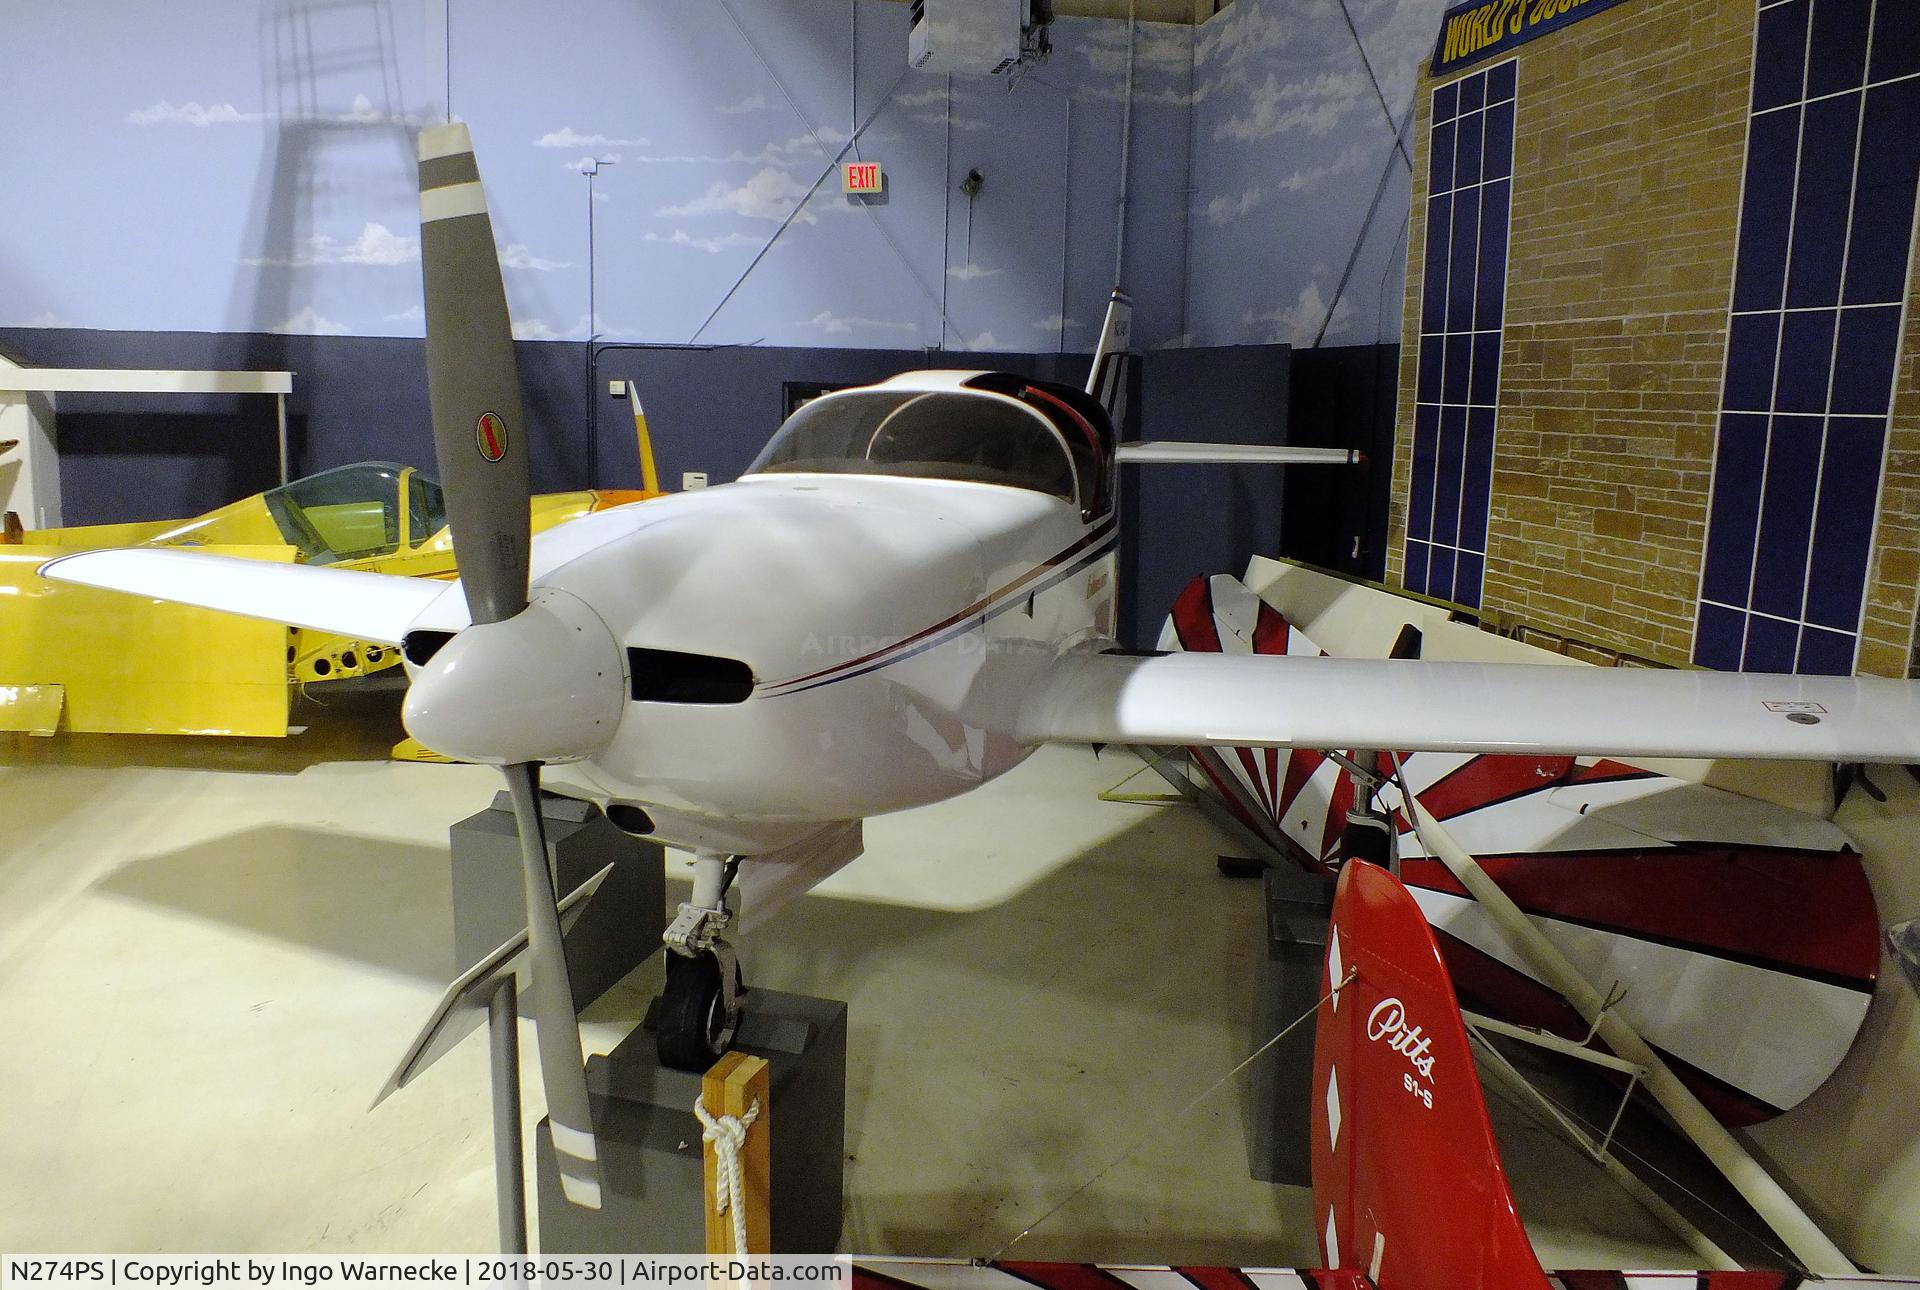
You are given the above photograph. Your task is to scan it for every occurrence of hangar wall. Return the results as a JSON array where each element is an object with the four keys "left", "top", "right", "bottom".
[
  {"left": 0, "top": 0, "right": 1421, "bottom": 644},
  {"left": 0, "top": 0, "right": 1192, "bottom": 351},
  {"left": 1, "top": 323, "right": 1309, "bottom": 649},
  {"left": 1183, "top": 0, "right": 1445, "bottom": 348},
  {"left": 0, "top": 0, "right": 1456, "bottom": 355},
  {"left": 1387, "top": 0, "right": 1920, "bottom": 678}
]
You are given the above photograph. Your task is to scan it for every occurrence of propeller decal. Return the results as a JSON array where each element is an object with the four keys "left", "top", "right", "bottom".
[{"left": 476, "top": 411, "right": 508, "bottom": 463}]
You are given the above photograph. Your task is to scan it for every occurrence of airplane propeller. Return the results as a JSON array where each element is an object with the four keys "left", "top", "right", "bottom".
[{"left": 406, "top": 122, "right": 606, "bottom": 1210}]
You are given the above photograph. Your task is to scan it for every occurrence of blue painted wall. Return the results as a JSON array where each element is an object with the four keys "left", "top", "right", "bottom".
[
  {"left": 0, "top": 1, "right": 1442, "bottom": 355},
  {"left": 0, "top": 0, "right": 1193, "bottom": 351},
  {"left": 1184, "top": 0, "right": 1446, "bottom": 348},
  {"left": 0, "top": 0, "right": 1427, "bottom": 647}
]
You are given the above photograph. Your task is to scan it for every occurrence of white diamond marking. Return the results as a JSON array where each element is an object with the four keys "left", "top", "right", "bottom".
[
  {"left": 1325, "top": 1065, "right": 1342, "bottom": 1150},
  {"left": 1323, "top": 1208, "right": 1339, "bottom": 1264},
  {"left": 1328, "top": 928, "right": 1344, "bottom": 1013}
]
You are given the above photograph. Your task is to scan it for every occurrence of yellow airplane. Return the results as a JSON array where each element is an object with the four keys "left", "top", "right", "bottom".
[{"left": 1, "top": 398, "right": 665, "bottom": 740}]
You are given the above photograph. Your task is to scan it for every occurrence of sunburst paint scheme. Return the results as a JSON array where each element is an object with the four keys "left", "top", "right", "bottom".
[{"left": 1159, "top": 571, "right": 1880, "bottom": 1125}]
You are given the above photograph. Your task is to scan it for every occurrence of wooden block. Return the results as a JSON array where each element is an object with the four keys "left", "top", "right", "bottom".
[{"left": 702, "top": 1051, "right": 771, "bottom": 1256}]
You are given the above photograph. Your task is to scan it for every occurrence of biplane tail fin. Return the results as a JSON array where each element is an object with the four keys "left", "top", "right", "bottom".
[
  {"left": 1311, "top": 860, "right": 1552, "bottom": 1289},
  {"left": 1085, "top": 288, "right": 1133, "bottom": 432},
  {"left": 624, "top": 383, "right": 662, "bottom": 495}
]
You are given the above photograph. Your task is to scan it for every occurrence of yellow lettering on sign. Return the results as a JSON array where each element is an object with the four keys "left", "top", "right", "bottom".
[{"left": 1444, "top": 12, "right": 1470, "bottom": 60}]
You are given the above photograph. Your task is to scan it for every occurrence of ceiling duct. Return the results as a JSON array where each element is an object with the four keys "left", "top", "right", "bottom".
[{"left": 908, "top": 0, "right": 1052, "bottom": 76}]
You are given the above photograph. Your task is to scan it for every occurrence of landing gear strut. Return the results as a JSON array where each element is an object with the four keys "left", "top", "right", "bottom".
[
  {"left": 657, "top": 852, "right": 745, "bottom": 1070},
  {"left": 1332, "top": 749, "right": 1397, "bottom": 873}
]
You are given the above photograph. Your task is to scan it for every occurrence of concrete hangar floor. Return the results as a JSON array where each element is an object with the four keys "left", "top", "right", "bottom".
[{"left": 2, "top": 685, "right": 1702, "bottom": 1264}]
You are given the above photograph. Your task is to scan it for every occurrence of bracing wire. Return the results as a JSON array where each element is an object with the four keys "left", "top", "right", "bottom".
[
  {"left": 987, "top": 969, "right": 1355, "bottom": 1261},
  {"left": 1386, "top": 752, "right": 1796, "bottom": 1267}
]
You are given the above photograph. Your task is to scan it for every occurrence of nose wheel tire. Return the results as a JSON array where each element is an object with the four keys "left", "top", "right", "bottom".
[{"left": 657, "top": 950, "right": 742, "bottom": 1071}]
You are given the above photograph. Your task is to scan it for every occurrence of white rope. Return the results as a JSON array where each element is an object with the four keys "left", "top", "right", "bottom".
[{"left": 694, "top": 1094, "right": 761, "bottom": 1255}]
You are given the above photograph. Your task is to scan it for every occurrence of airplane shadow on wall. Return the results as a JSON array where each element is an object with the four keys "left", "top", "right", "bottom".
[{"left": 228, "top": 0, "right": 430, "bottom": 394}]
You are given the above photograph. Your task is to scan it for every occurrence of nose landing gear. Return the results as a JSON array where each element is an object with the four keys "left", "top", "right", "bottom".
[{"left": 657, "top": 852, "right": 745, "bottom": 1071}]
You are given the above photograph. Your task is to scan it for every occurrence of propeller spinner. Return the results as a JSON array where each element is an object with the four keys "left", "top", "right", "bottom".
[{"left": 410, "top": 121, "right": 606, "bottom": 1210}]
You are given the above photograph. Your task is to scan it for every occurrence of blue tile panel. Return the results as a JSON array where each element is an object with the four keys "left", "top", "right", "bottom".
[
  {"left": 1407, "top": 59, "right": 1517, "bottom": 608},
  {"left": 1694, "top": 0, "right": 1920, "bottom": 675}
]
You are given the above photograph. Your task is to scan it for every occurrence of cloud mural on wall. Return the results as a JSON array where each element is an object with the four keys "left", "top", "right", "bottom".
[
  {"left": 242, "top": 223, "right": 420, "bottom": 268},
  {"left": 1276, "top": 142, "right": 1373, "bottom": 190},
  {"left": 799, "top": 310, "right": 916, "bottom": 335},
  {"left": 1077, "top": 19, "right": 1192, "bottom": 77},
  {"left": 269, "top": 306, "right": 348, "bottom": 335},
  {"left": 127, "top": 100, "right": 251, "bottom": 127},
  {"left": 1206, "top": 188, "right": 1263, "bottom": 225},
  {"left": 130, "top": 93, "right": 419, "bottom": 129},
  {"left": 1216, "top": 69, "right": 1371, "bottom": 142},
  {"left": 499, "top": 243, "right": 575, "bottom": 271},
  {"left": 657, "top": 166, "right": 821, "bottom": 222},
  {"left": 618, "top": 130, "right": 847, "bottom": 169},
  {"left": 1185, "top": 0, "right": 1445, "bottom": 346},
  {"left": 1243, "top": 280, "right": 1354, "bottom": 346},
  {"left": 536, "top": 127, "right": 649, "bottom": 149},
  {"left": 239, "top": 225, "right": 570, "bottom": 273},
  {"left": 512, "top": 314, "right": 591, "bottom": 341},
  {"left": 5, "top": 0, "right": 1441, "bottom": 352},
  {"left": 643, "top": 230, "right": 764, "bottom": 254}
]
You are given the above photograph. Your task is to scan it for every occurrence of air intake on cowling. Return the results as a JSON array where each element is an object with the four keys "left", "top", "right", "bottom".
[{"left": 628, "top": 648, "right": 754, "bottom": 704}]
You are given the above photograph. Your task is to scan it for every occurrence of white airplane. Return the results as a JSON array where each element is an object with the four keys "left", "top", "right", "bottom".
[{"left": 42, "top": 124, "right": 1920, "bottom": 1213}]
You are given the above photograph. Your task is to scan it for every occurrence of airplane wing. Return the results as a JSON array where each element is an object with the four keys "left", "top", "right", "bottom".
[
  {"left": 39, "top": 548, "right": 447, "bottom": 644},
  {"left": 1115, "top": 442, "right": 1363, "bottom": 465},
  {"left": 1018, "top": 650, "right": 1920, "bottom": 763}
]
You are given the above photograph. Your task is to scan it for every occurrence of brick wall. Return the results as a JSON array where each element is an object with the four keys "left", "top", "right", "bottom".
[
  {"left": 1387, "top": 0, "right": 1920, "bottom": 676},
  {"left": 1859, "top": 306, "right": 1920, "bottom": 675}
]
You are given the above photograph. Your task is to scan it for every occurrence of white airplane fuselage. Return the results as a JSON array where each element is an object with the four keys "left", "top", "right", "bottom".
[{"left": 405, "top": 472, "right": 1119, "bottom": 855}]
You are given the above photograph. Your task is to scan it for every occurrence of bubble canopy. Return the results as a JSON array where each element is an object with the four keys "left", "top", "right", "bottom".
[{"left": 748, "top": 385, "right": 1093, "bottom": 509}]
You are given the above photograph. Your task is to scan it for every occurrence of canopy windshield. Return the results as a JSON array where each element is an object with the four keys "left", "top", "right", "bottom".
[
  {"left": 748, "top": 390, "right": 1077, "bottom": 502},
  {"left": 260, "top": 462, "right": 447, "bottom": 564}
]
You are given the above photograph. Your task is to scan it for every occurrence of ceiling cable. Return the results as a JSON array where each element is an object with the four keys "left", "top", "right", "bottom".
[{"left": 1333, "top": 0, "right": 1416, "bottom": 172}]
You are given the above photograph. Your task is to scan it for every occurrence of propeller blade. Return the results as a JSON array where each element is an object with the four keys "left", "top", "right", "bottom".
[
  {"left": 417, "top": 122, "right": 533, "bottom": 626},
  {"left": 500, "top": 761, "right": 603, "bottom": 1209}
]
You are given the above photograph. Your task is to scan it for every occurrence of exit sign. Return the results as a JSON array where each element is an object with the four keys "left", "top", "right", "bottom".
[{"left": 843, "top": 161, "right": 883, "bottom": 194}]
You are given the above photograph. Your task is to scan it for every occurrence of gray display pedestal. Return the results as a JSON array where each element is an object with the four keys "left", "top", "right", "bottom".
[
  {"left": 450, "top": 792, "right": 665, "bottom": 1004},
  {"left": 535, "top": 989, "right": 848, "bottom": 1253},
  {"left": 1246, "top": 864, "right": 1334, "bottom": 1186}
]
